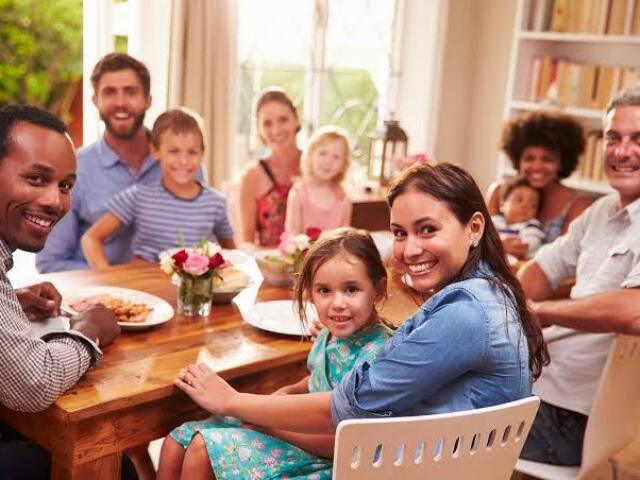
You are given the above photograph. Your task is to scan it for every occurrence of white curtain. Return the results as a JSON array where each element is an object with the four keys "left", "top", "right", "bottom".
[{"left": 167, "top": 0, "right": 238, "bottom": 187}]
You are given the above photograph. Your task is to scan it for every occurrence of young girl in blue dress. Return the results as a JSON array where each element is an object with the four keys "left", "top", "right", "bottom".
[{"left": 156, "top": 227, "right": 391, "bottom": 479}]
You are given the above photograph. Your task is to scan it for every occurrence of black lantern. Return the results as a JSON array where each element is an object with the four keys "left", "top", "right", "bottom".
[{"left": 367, "top": 118, "right": 408, "bottom": 185}]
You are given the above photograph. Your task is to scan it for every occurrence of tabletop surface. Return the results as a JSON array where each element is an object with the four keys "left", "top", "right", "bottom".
[{"left": 35, "top": 259, "right": 420, "bottom": 421}]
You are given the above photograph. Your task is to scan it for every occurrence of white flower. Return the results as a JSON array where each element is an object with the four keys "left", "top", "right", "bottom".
[
  {"left": 238, "top": 446, "right": 252, "bottom": 461},
  {"left": 202, "top": 241, "right": 221, "bottom": 257},
  {"left": 159, "top": 254, "right": 175, "bottom": 274},
  {"left": 210, "top": 431, "right": 223, "bottom": 444},
  {"left": 293, "top": 234, "right": 310, "bottom": 251}
]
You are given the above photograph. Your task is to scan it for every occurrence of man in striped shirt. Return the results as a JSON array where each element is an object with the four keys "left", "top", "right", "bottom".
[{"left": 0, "top": 105, "right": 123, "bottom": 478}]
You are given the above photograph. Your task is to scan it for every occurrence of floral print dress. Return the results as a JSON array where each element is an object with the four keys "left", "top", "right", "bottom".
[{"left": 170, "top": 323, "right": 389, "bottom": 480}]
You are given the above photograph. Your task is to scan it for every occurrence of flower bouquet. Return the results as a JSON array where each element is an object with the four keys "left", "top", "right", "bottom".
[
  {"left": 255, "top": 228, "right": 321, "bottom": 286},
  {"left": 160, "top": 241, "right": 225, "bottom": 317}
]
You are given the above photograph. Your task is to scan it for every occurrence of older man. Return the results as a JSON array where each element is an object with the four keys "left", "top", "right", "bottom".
[
  {"left": 519, "top": 86, "right": 640, "bottom": 465},
  {"left": 0, "top": 105, "right": 125, "bottom": 478}
]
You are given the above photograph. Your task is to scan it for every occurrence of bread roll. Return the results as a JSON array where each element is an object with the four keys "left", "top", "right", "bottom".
[{"left": 212, "top": 267, "right": 250, "bottom": 291}]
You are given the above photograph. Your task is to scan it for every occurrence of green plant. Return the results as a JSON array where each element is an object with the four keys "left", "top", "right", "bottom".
[{"left": 0, "top": 0, "right": 82, "bottom": 122}]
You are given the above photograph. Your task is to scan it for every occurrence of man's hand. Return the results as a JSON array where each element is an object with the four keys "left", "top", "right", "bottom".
[
  {"left": 528, "top": 299, "right": 551, "bottom": 328},
  {"left": 70, "top": 305, "right": 121, "bottom": 347},
  {"left": 502, "top": 237, "right": 529, "bottom": 259},
  {"left": 16, "top": 282, "right": 61, "bottom": 321}
]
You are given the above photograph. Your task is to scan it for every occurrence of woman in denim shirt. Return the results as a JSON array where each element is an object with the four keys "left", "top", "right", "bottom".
[{"left": 173, "top": 163, "right": 549, "bottom": 461}]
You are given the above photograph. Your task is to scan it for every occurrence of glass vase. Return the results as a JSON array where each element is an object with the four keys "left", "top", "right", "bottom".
[{"left": 176, "top": 274, "right": 213, "bottom": 317}]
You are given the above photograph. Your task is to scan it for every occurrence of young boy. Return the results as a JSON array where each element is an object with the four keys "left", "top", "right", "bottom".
[
  {"left": 491, "top": 176, "right": 545, "bottom": 257},
  {"left": 82, "top": 108, "right": 236, "bottom": 269}
]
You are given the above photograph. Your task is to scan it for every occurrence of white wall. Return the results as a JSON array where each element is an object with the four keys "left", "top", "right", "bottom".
[
  {"left": 434, "top": 0, "right": 516, "bottom": 193},
  {"left": 396, "top": 0, "right": 448, "bottom": 156},
  {"left": 433, "top": 0, "right": 476, "bottom": 168}
]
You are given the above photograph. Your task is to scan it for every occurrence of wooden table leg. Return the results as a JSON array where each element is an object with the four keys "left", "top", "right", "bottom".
[{"left": 51, "top": 453, "right": 122, "bottom": 480}]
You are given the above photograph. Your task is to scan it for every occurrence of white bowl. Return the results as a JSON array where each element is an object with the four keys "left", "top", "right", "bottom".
[{"left": 253, "top": 250, "right": 295, "bottom": 287}]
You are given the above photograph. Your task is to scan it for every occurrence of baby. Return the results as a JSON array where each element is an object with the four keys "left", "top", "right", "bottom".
[{"left": 491, "top": 176, "right": 545, "bottom": 257}]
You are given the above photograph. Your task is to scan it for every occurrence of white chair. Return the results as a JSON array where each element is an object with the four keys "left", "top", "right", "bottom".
[
  {"left": 332, "top": 396, "right": 540, "bottom": 479},
  {"left": 516, "top": 334, "right": 640, "bottom": 480}
]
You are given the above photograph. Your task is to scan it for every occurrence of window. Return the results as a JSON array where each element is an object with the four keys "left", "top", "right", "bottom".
[{"left": 236, "top": 0, "right": 401, "bottom": 167}]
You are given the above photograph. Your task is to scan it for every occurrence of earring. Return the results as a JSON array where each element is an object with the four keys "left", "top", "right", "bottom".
[{"left": 472, "top": 239, "right": 479, "bottom": 248}]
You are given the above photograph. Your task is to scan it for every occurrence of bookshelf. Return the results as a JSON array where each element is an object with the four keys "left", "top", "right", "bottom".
[{"left": 501, "top": 0, "right": 640, "bottom": 195}]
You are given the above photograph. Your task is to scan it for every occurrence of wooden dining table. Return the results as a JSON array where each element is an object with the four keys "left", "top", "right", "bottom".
[{"left": 0, "top": 259, "right": 418, "bottom": 480}]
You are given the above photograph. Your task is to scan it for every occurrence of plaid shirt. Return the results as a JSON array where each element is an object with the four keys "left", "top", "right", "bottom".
[{"left": 0, "top": 240, "right": 100, "bottom": 412}]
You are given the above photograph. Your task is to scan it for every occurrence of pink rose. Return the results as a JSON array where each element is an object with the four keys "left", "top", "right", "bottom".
[
  {"left": 278, "top": 232, "right": 297, "bottom": 256},
  {"left": 182, "top": 253, "right": 210, "bottom": 276},
  {"left": 392, "top": 153, "right": 432, "bottom": 171}
]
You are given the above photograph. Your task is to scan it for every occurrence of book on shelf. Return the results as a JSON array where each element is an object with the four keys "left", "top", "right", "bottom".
[
  {"left": 620, "top": 67, "right": 640, "bottom": 88},
  {"left": 606, "top": 0, "right": 629, "bottom": 34},
  {"left": 529, "top": 0, "right": 554, "bottom": 31},
  {"left": 577, "top": 130, "right": 605, "bottom": 183},
  {"left": 570, "top": 0, "right": 593, "bottom": 32},
  {"left": 593, "top": 0, "right": 612, "bottom": 33},
  {"left": 526, "top": 55, "right": 638, "bottom": 110},
  {"left": 550, "top": 0, "right": 571, "bottom": 32},
  {"left": 525, "top": 0, "right": 640, "bottom": 35},
  {"left": 633, "top": 0, "right": 640, "bottom": 34},
  {"left": 528, "top": 56, "right": 544, "bottom": 101},
  {"left": 577, "top": 64, "right": 597, "bottom": 107}
]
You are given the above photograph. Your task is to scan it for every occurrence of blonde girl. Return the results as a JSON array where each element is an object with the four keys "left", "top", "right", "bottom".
[{"left": 285, "top": 126, "right": 352, "bottom": 235}]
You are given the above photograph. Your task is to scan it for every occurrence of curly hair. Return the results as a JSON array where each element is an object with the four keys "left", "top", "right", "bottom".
[{"left": 501, "top": 111, "right": 585, "bottom": 179}]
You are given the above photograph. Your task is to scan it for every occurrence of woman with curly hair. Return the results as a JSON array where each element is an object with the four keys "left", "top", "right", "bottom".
[{"left": 487, "top": 111, "right": 592, "bottom": 258}]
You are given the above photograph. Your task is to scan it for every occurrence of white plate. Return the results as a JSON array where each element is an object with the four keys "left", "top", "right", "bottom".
[
  {"left": 239, "top": 300, "right": 313, "bottom": 336},
  {"left": 62, "top": 286, "right": 174, "bottom": 331}
]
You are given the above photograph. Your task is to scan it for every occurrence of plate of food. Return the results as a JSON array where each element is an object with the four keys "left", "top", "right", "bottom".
[
  {"left": 238, "top": 299, "right": 313, "bottom": 336},
  {"left": 63, "top": 286, "right": 174, "bottom": 331}
]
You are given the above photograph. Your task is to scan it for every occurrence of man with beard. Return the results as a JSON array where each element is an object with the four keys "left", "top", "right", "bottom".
[
  {"left": 0, "top": 104, "right": 126, "bottom": 478},
  {"left": 37, "top": 53, "right": 162, "bottom": 272}
]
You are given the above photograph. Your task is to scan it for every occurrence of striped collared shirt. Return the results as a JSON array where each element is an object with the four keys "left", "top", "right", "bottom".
[{"left": 0, "top": 240, "right": 99, "bottom": 412}]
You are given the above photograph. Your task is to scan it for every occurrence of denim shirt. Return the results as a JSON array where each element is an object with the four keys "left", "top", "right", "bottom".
[{"left": 331, "top": 266, "right": 532, "bottom": 425}]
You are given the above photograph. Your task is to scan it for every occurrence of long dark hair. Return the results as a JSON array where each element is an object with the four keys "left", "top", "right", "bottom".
[{"left": 387, "top": 163, "right": 549, "bottom": 379}]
